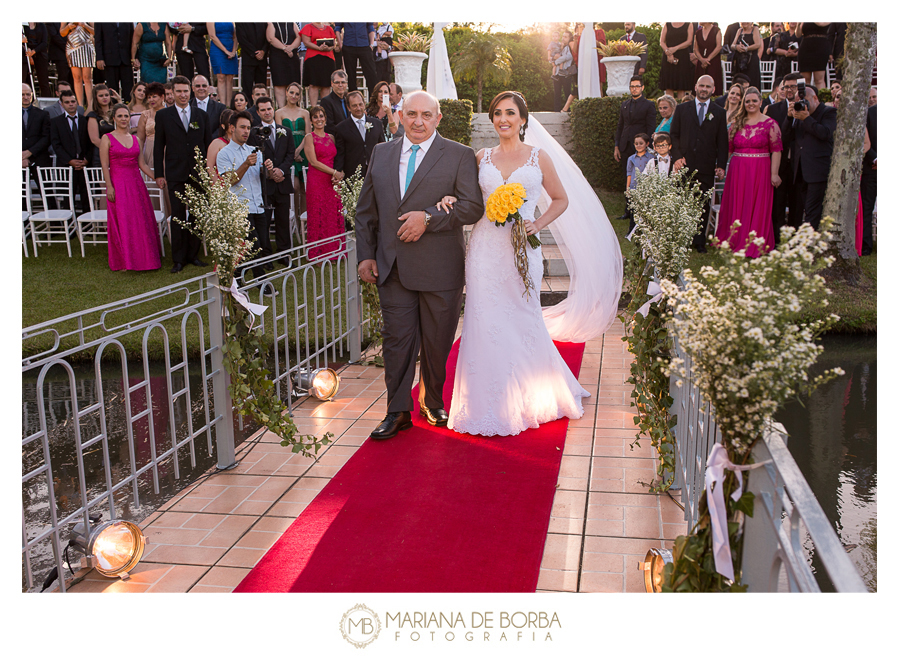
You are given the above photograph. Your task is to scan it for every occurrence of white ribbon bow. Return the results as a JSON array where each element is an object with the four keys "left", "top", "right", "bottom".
[
  {"left": 636, "top": 281, "right": 663, "bottom": 317},
  {"left": 705, "top": 443, "right": 770, "bottom": 582},
  {"left": 220, "top": 280, "right": 268, "bottom": 330}
]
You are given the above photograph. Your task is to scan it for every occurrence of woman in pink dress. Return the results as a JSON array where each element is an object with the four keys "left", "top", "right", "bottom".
[
  {"left": 302, "top": 105, "right": 345, "bottom": 259},
  {"left": 100, "top": 104, "right": 161, "bottom": 271},
  {"left": 716, "top": 87, "right": 782, "bottom": 258}
]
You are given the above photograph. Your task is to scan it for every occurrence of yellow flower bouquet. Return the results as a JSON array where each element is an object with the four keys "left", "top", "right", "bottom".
[{"left": 485, "top": 183, "right": 541, "bottom": 298}]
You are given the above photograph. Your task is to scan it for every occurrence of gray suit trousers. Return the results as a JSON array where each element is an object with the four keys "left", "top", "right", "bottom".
[{"left": 378, "top": 267, "right": 463, "bottom": 413}]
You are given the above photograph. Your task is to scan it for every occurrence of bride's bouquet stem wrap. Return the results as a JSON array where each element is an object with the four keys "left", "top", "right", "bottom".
[{"left": 485, "top": 182, "right": 539, "bottom": 298}]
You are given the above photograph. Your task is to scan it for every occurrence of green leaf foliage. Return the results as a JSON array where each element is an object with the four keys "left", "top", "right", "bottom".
[{"left": 439, "top": 98, "right": 474, "bottom": 146}]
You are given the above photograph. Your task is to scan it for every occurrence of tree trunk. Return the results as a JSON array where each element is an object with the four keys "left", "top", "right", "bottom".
[{"left": 822, "top": 22, "right": 876, "bottom": 266}]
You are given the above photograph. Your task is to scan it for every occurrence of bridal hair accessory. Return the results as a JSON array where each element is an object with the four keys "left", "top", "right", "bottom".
[{"left": 485, "top": 183, "right": 540, "bottom": 299}]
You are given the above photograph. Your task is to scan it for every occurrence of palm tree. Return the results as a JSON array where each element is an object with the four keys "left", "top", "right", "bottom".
[{"left": 452, "top": 32, "right": 512, "bottom": 112}]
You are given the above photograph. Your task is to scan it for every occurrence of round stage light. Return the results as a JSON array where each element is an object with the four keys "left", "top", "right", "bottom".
[
  {"left": 298, "top": 368, "right": 341, "bottom": 400},
  {"left": 643, "top": 548, "right": 673, "bottom": 592},
  {"left": 73, "top": 519, "right": 146, "bottom": 578}
]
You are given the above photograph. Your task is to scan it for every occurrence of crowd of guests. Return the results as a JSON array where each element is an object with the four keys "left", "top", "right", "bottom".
[
  {"left": 23, "top": 22, "right": 406, "bottom": 275},
  {"left": 617, "top": 70, "right": 877, "bottom": 257}
]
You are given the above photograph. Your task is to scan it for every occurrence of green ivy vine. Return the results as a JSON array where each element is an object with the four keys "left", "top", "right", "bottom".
[{"left": 621, "top": 242, "right": 677, "bottom": 492}]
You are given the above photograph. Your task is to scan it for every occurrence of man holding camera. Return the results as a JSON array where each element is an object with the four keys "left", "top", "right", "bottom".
[
  {"left": 765, "top": 72, "right": 801, "bottom": 241},
  {"left": 216, "top": 110, "right": 271, "bottom": 281},
  {"left": 782, "top": 81, "right": 837, "bottom": 231}
]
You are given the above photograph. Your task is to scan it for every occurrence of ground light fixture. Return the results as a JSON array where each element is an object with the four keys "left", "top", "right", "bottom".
[
  {"left": 71, "top": 516, "right": 146, "bottom": 579},
  {"left": 643, "top": 548, "right": 673, "bottom": 592},
  {"left": 297, "top": 367, "right": 341, "bottom": 400}
]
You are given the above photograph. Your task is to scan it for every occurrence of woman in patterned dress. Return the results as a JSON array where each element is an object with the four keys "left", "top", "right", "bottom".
[{"left": 60, "top": 22, "right": 95, "bottom": 111}]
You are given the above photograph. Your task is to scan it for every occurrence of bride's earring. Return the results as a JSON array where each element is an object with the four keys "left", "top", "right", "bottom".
[{"left": 519, "top": 124, "right": 526, "bottom": 140}]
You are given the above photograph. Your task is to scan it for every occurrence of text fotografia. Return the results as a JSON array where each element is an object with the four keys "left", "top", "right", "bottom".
[{"left": 387, "top": 611, "right": 561, "bottom": 642}]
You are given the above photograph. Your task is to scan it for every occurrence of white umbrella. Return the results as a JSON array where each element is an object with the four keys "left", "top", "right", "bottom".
[
  {"left": 578, "top": 24, "right": 603, "bottom": 98},
  {"left": 427, "top": 22, "right": 458, "bottom": 100}
]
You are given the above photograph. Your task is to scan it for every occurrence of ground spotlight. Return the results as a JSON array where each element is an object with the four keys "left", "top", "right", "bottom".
[
  {"left": 642, "top": 548, "right": 673, "bottom": 592},
  {"left": 297, "top": 367, "right": 341, "bottom": 400},
  {"left": 71, "top": 516, "right": 146, "bottom": 579}
]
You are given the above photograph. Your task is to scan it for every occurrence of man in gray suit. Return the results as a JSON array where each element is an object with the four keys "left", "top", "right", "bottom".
[{"left": 355, "top": 91, "right": 485, "bottom": 439}]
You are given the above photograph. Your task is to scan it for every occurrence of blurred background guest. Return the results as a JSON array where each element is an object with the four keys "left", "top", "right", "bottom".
[
  {"left": 798, "top": 22, "right": 832, "bottom": 90},
  {"left": 655, "top": 94, "right": 676, "bottom": 133},
  {"left": 276, "top": 81, "right": 310, "bottom": 214},
  {"left": 301, "top": 22, "right": 337, "bottom": 107},
  {"left": 236, "top": 22, "right": 269, "bottom": 100},
  {"left": 94, "top": 22, "right": 134, "bottom": 104},
  {"left": 730, "top": 22, "right": 761, "bottom": 91},
  {"left": 267, "top": 21, "right": 301, "bottom": 108},
  {"left": 374, "top": 22, "right": 393, "bottom": 84},
  {"left": 762, "top": 76, "right": 783, "bottom": 111},
  {"left": 772, "top": 22, "right": 799, "bottom": 82},
  {"left": 724, "top": 83, "right": 745, "bottom": 128},
  {"left": 826, "top": 81, "right": 841, "bottom": 108},
  {"left": 208, "top": 21, "right": 238, "bottom": 107},
  {"left": 128, "top": 82, "right": 148, "bottom": 133},
  {"left": 828, "top": 22, "right": 847, "bottom": 82},
  {"left": 230, "top": 91, "right": 250, "bottom": 113},
  {"left": 659, "top": 22, "right": 694, "bottom": 100},
  {"left": 869, "top": 86, "right": 877, "bottom": 107},
  {"left": 132, "top": 22, "right": 173, "bottom": 85},
  {"left": 46, "top": 22, "right": 73, "bottom": 87},
  {"left": 206, "top": 108, "right": 235, "bottom": 180},
  {"left": 693, "top": 22, "right": 722, "bottom": 96},
  {"left": 87, "top": 84, "right": 115, "bottom": 166},
  {"left": 594, "top": 22, "right": 607, "bottom": 87},
  {"left": 762, "top": 22, "right": 784, "bottom": 65},
  {"left": 173, "top": 23, "right": 210, "bottom": 81},
  {"left": 23, "top": 22, "right": 51, "bottom": 97},
  {"left": 367, "top": 80, "right": 401, "bottom": 141},
  {"left": 61, "top": 22, "right": 95, "bottom": 110},
  {"left": 22, "top": 83, "right": 52, "bottom": 179}
]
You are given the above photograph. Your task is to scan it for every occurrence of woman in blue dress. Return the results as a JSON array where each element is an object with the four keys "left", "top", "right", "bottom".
[
  {"left": 131, "top": 22, "right": 172, "bottom": 85},
  {"left": 207, "top": 22, "right": 238, "bottom": 107}
]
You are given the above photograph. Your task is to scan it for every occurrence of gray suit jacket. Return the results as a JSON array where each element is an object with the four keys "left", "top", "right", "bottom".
[{"left": 355, "top": 132, "right": 484, "bottom": 291}]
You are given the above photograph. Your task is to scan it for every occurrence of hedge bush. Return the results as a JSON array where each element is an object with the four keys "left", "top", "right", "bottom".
[{"left": 439, "top": 98, "right": 474, "bottom": 145}]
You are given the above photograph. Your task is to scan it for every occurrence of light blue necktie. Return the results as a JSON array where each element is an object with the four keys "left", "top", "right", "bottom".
[{"left": 404, "top": 144, "right": 420, "bottom": 195}]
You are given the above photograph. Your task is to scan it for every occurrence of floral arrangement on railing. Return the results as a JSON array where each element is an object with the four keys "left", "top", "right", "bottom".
[
  {"left": 658, "top": 219, "right": 844, "bottom": 591},
  {"left": 596, "top": 39, "right": 647, "bottom": 59},
  {"left": 622, "top": 168, "right": 709, "bottom": 491},
  {"left": 176, "top": 148, "right": 333, "bottom": 456},
  {"left": 393, "top": 31, "right": 432, "bottom": 53},
  {"left": 336, "top": 172, "right": 384, "bottom": 366}
]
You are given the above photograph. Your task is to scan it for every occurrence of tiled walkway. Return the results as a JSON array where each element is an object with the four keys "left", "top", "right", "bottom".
[{"left": 68, "top": 318, "right": 684, "bottom": 594}]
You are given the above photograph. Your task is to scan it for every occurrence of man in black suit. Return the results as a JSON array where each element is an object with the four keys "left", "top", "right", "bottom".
[
  {"left": 765, "top": 72, "right": 801, "bottom": 241},
  {"left": 250, "top": 97, "right": 295, "bottom": 267},
  {"left": 247, "top": 83, "right": 267, "bottom": 127},
  {"left": 45, "top": 22, "right": 72, "bottom": 87},
  {"left": 235, "top": 23, "right": 269, "bottom": 99},
  {"left": 670, "top": 74, "right": 729, "bottom": 252},
  {"left": 860, "top": 103, "right": 877, "bottom": 255},
  {"left": 320, "top": 70, "right": 350, "bottom": 134},
  {"left": 781, "top": 85, "right": 836, "bottom": 231},
  {"left": 614, "top": 76, "right": 656, "bottom": 222},
  {"left": 174, "top": 23, "right": 211, "bottom": 81},
  {"left": 154, "top": 75, "right": 211, "bottom": 273},
  {"left": 334, "top": 91, "right": 385, "bottom": 181},
  {"left": 94, "top": 22, "right": 134, "bottom": 102},
  {"left": 191, "top": 75, "right": 225, "bottom": 140},
  {"left": 49, "top": 89, "right": 91, "bottom": 214},
  {"left": 622, "top": 23, "right": 648, "bottom": 76},
  {"left": 23, "top": 84, "right": 51, "bottom": 170}
]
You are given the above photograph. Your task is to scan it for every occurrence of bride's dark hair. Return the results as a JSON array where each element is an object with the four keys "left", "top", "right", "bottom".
[{"left": 488, "top": 91, "right": 529, "bottom": 141}]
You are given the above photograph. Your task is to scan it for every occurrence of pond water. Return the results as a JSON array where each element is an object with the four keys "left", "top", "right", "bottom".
[{"left": 775, "top": 334, "right": 877, "bottom": 592}]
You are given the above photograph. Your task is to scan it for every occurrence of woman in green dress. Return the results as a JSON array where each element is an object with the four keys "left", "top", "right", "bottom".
[
  {"left": 131, "top": 22, "right": 173, "bottom": 85},
  {"left": 275, "top": 81, "right": 311, "bottom": 219}
]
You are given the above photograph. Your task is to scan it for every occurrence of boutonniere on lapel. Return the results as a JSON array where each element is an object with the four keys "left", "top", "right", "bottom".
[
  {"left": 365, "top": 121, "right": 373, "bottom": 131},
  {"left": 275, "top": 126, "right": 288, "bottom": 138},
  {"left": 706, "top": 112, "right": 714, "bottom": 122},
  {"left": 189, "top": 121, "right": 200, "bottom": 130}
]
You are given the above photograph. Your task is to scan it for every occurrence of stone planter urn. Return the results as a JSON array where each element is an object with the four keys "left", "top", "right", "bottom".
[
  {"left": 389, "top": 51, "right": 428, "bottom": 93},
  {"left": 601, "top": 55, "right": 641, "bottom": 96}
]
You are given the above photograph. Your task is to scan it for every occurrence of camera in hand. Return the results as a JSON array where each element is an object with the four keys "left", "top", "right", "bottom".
[
  {"left": 793, "top": 78, "right": 807, "bottom": 112},
  {"left": 259, "top": 126, "right": 272, "bottom": 140}
]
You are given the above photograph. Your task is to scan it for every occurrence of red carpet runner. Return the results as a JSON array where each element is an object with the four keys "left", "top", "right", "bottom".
[{"left": 234, "top": 340, "right": 585, "bottom": 592}]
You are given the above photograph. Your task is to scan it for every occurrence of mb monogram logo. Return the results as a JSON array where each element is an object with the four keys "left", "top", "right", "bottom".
[{"left": 340, "top": 604, "right": 382, "bottom": 648}]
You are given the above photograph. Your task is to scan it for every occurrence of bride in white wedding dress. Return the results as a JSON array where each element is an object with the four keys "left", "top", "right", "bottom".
[{"left": 443, "top": 91, "right": 623, "bottom": 437}]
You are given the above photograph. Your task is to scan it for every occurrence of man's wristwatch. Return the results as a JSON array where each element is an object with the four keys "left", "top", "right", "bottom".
[{"left": 423, "top": 211, "right": 431, "bottom": 228}]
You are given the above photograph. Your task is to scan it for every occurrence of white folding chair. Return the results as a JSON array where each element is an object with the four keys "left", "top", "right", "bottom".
[
  {"left": 759, "top": 61, "right": 775, "bottom": 93},
  {"left": 143, "top": 172, "right": 169, "bottom": 256},
  {"left": 722, "top": 61, "right": 732, "bottom": 90},
  {"left": 22, "top": 168, "right": 32, "bottom": 257},
  {"left": 77, "top": 167, "right": 108, "bottom": 256},
  {"left": 706, "top": 180, "right": 726, "bottom": 239},
  {"left": 31, "top": 166, "right": 76, "bottom": 257}
]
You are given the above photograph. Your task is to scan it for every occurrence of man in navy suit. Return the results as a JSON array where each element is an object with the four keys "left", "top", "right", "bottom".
[
  {"left": 860, "top": 103, "right": 877, "bottom": 255},
  {"left": 334, "top": 91, "right": 385, "bottom": 181},
  {"left": 622, "top": 23, "right": 648, "bottom": 76},
  {"left": 781, "top": 85, "right": 837, "bottom": 231},
  {"left": 670, "top": 74, "right": 729, "bottom": 252},
  {"left": 614, "top": 76, "right": 656, "bottom": 223},
  {"left": 154, "top": 76, "right": 211, "bottom": 272},
  {"left": 94, "top": 22, "right": 135, "bottom": 102}
]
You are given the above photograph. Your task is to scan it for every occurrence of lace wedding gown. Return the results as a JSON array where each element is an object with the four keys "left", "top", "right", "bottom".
[{"left": 447, "top": 147, "right": 590, "bottom": 436}]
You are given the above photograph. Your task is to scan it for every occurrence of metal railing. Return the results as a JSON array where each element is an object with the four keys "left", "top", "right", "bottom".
[
  {"left": 667, "top": 288, "right": 867, "bottom": 591},
  {"left": 22, "top": 235, "right": 363, "bottom": 592}
]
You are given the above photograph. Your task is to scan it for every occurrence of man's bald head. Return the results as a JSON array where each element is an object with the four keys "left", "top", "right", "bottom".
[{"left": 400, "top": 91, "right": 442, "bottom": 144}]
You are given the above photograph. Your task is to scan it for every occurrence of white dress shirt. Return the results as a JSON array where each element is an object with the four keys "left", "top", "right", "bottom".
[
  {"left": 399, "top": 131, "right": 437, "bottom": 197},
  {"left": 196, "top": 97, "right": 209, "bottom": 113}
]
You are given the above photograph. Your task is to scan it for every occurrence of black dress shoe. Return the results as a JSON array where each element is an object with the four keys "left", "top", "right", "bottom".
[
  {"left": 616, "top": 213, "right": 629, "bottom": 220},
  {"left": 191, "top": 259, "right": 208, "bottom": 267},
  {"left": 370, "top": 411, "right": 413, "bottom": 440},
  {"left": 170, "top": 263, "right": 183, "bottom": 273},
  {"left": 420, "top": 406, "right": 449, "bottom": 427},
  {"left": 695, "top": 245, "right": 708, "bottom": 254}
]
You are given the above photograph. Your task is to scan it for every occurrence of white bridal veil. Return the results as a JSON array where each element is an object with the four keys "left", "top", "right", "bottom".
[{"left": 523, "top": 116, "right": 623, "bottom": 342}]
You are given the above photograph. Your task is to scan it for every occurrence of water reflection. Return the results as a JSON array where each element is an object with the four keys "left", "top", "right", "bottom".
[{"left": 775, "top": 334, "right": 877, "bottom": 592}]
